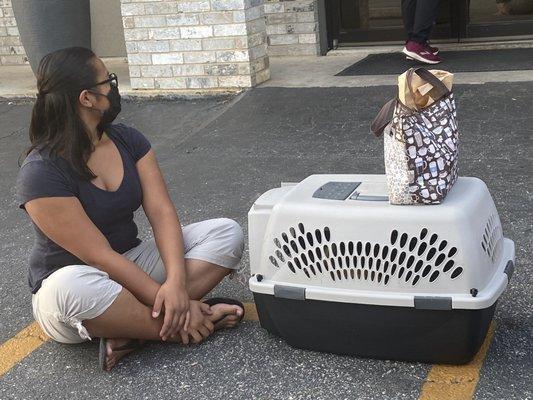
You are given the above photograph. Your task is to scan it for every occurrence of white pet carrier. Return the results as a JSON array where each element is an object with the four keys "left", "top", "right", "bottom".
[{"left": 248, "top": 174, "right": 515, "bottom": 363}]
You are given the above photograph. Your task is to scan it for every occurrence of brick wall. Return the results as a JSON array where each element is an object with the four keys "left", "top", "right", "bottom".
[
  {"left": 0, "top": 0, "right": 27, "bottom": 65},
  {"left": 121, "top": 0, "right": 270, "bottom": 89},
  {"left": 264, "top": 0, "right": 319, "bottom": 56}
]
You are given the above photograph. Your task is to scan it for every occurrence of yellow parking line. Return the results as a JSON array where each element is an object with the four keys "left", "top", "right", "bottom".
[
  {"left": 243, "top": 302, "right": 258, "bottom": 321},
  {"left": 418, "top": 321, "right": 496, "bottom": 400},
  {"left": 0, "top": 321, "right": 49, "bottom": 377}
]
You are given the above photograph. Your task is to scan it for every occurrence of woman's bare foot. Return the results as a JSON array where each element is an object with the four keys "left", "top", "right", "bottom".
[
  {"left": 103, "top": 338, "right": 145, "bottom": 372},
  {"left": 207, "top": 303, "right": 244, "bottom": 330}
]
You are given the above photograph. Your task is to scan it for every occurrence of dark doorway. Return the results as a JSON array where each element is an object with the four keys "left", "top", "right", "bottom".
[{"left": 326, "top": 0, "right": 533, "bottom": 48}]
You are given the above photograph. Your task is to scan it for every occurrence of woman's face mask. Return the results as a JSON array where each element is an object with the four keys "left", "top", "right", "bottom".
[{"left": 88, "top": 72, "right": 121, "bottom": 132}]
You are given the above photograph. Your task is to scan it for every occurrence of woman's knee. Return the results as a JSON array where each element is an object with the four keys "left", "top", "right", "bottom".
[
  {"left": 215, "top": 218, "right": 245, "bottom": 260},
  {"left": 33, "top": 265, "right": 122, "bottom": 343}
]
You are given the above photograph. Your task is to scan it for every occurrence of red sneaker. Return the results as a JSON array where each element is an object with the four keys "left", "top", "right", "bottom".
[
  {"left": 402, "top": 41, "right": 441, "bottom": 64},
  {"left": 426, "top": 41, "right": 439, "bottom": 55}
]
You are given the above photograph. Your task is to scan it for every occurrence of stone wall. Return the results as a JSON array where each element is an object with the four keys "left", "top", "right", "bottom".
[
  {"left": 0, "top": 0, "right": 27, "bottom": 65},
  {"left": 264, "top": 0, "right": 319, "bottom": 56},
  {"left": 120, "top": 0, "right": 270, "bottom": 90}
]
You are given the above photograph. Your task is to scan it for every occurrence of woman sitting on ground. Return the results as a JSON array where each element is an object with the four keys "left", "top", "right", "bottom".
[{"left": 16, "top": 47, "right": 245, "bottom": 372}]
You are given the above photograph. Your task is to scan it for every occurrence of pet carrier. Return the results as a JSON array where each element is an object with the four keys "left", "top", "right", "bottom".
[{"left": 248, "top": 174, "right": 514, "bottom": 364}]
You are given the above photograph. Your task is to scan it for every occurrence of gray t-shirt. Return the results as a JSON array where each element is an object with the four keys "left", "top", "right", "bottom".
[{"left": 16, "top": 124, "right": 151, "bottom": 294}]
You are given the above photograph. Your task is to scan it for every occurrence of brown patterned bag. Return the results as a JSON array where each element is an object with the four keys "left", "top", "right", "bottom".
[{"left": 371, "top": 68, "right": 459, "bottom": 205}]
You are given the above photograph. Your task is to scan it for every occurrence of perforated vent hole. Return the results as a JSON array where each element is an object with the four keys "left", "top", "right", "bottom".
[
  {"left": 274, "top": 238, "right": 281, "bottom": 248},
  {"left": 438, "top": 240, "right": 448, "bottom": 251},
  {"left": 269, "top": 256, "right": 278, "bottom": 268},
  {"left": 315, "top": 262, "right": 322, "bottom": 273},
  {"left": 409, "top": 237, "right": 418, "bottom": 252},
  {"left": 348, "top": 241, "right": 354, "bottom": 255},
  {"left": 290, "top": 240, "right": 298, "bottom": 253},
  {"left": 308, "top": 250, "right": 315, "bottom": 263},
  {"left": 391, "top": 230, "right": 398, "bottom": 245},
  {"left": 451, "top": 267, "right": 463, "bottom": 279},
  {"left": 398, "top": 251, "right": 406, "bottom": 265},
  {"left": 290, "top": 227, "right": 296, "bottom": 238},
  {"left": 306, "top": 232, "right": 314, "bottom": 246},
  {"left": 426, "top": 248, "right": 436, "bottom": 261},
  {"left": 419, "top": 228, "right": 428, "bottom": 239},
  {"left": 443, "top": 260, "right": 454, "bottom": 273},
  {"left": 298, "top": 223, "right": 305, "bottom": 234},
  {"left": 481, "top": 214, "right": 503, "bottom": 263},
  {"left": 324, "top": 227, "right": 331, "bottom": 241},
  {"left": 287, "top": 261, "right": 295, "bottom": 273},
  {"left": 417, "top": 242, "right": 427, "bottom": 256},
  {"left": 390, "top": 248, "right": 398, "bottom": 262},
  {"left": 400, "top": 233, "right": 408, "bottom": 248},
  {"left": 340, "top": 242, "right": 346, "bottom": 256},
  {"left": 429, "top": 270, "right": 439, "bottom": 282},
  {"left": 298, "top": 236, "right": 306, "bottom": 250},
  {"left": 429, "top": 234, "right": 438, "bottom": 245},
  {"left": 275, "top": 250, "right": 284, "bottom": 262},
  {"left": 315, "top": 229, "right": 322, "bottom": 244}
]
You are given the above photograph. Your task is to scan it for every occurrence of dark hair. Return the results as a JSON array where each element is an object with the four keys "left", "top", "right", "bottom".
[{"left": 21, "top": 46, "right": 100, "bottom": 180}]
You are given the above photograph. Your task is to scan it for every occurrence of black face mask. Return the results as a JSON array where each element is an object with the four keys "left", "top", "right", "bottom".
[{"left": 91, "top": 85, "right": 122, "bottom": 133}]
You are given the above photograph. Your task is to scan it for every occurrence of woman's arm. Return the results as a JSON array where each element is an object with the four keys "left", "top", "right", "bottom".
[
  {"left": 136, "top": 149, "right": 190, "bottom": 339},
  {"left": 25, "top": 197, "right": 160, "bottom": 306},
  {"left": 136, "top": 150, "right": 188, "bottom": 287}
]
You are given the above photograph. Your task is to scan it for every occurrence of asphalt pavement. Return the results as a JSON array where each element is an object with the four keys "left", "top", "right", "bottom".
[{"left": 0, "top": 83, "right": 531, "bottom": 399}]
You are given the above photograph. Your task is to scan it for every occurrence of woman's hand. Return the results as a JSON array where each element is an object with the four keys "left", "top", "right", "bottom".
[
  {"left": 152, "top": 280, "right": 190, "bottom": 341},
  {"left": 179, "top": 301, "right": 214, "bottom": 345}
]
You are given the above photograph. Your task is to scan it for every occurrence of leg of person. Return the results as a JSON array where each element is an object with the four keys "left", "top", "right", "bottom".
[
  {"left": 126, "top": 217, "right": 245, "bottom": 301},
  {"left": 411, "top": 0, "right": 441, "bottom": 44},
  {"left": 120, "top": 218, "right": 245, "bottom": 330},
  {"left": 31, "top": 264, "right": 239, "bottom": 371},
  {"left": 401, "top": 0, "right": 417, "bottom": 41}
]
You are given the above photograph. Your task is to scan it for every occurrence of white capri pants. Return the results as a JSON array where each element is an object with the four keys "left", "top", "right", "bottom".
[{"left": 32, "top": 218, "right": 245, "bottom": 344}]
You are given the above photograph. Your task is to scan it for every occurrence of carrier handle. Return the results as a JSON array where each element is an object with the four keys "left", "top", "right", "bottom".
[{"left": 371, "top": 68, "right": 451, "bottom": 136}]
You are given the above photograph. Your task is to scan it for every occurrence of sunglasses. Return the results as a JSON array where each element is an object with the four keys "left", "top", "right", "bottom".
[{"left": 93, "top": 72, "right": 118, "bottom": 88}]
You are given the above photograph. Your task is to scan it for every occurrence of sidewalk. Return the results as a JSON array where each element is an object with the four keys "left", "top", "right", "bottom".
[
  {"left": 0, "top": 48, "right": 532, "bottom": 399},
  {"left": 2, "top": 40, "right": 533, "bottom": 98}
]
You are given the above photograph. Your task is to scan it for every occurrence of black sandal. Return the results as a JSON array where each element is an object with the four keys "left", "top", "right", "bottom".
[
  {"left": 203, "top": 297, "right": 245, "bottom": 324},
  {"left": 98, "top": 337, "right": 144, "bottom": 371}
]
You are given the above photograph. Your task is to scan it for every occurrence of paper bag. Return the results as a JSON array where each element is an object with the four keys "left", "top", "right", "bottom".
[{"left": 398, "top": 69, "right": 454, "bottom": 109}]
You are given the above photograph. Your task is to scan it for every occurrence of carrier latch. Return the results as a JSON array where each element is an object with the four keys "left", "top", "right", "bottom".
[
  {"left": 274, "top": 285, "right": 306, "bottom": 300},
  {"left": 414, "top": 296, "right": 452, "bottom": 310}
]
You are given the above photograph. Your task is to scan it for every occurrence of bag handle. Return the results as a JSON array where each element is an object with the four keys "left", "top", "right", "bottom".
[
  {"left": 370, "top": 68, "right": 451, "bottom": 136},
  {"left": 370, "top": 98, "right": 396, "bottom": 137},
  {"left": 406, "top": 68, "right": 450, "bottom": 111}
]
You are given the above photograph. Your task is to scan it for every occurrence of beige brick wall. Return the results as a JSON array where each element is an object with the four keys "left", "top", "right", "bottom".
[
  {"left": 264, "top": 0, "right": 319, "bottom": 56},
  {"left": 121, "top": 0, "right": 270, "bottom": 89},
  {"left": 0, "top": 0, "right": 27, "bottom": 65}
]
